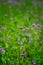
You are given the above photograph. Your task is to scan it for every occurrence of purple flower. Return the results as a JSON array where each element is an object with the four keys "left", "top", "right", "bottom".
[
  {"left": 25, "top": 28, "right": 30, "bottom": 30},
  {"left": 37, "top": 24, "right": 41, "bottom": 28},
  {"left": 32, "top": 60, "right": 36, "bottom": 65},
  {"left": 29, "top": 40, "right": 32, "bottom": 43},
  {"left": 8, "top": 0, "right": 12, "bottom": 3},
  {"left": 33, "top": 2, "right": 38, "bottom": 7},
  {"left": 40, "top": 1, "right": 43, "bottom": 6},
  {"left": 20, "top": 53, "right": 27, "bottom": 57},
  {"left": 19, "top": 26, "right": 24, "bottom": 29},
  {"left": 2, "top": 27, "right": 6, "bottom": 30},
  {"left": 13, "top": 1, "right": 24, "bottom": 5},
  {"left": 40, "top": 16, "right": 43, "bottom": 20},
  {"left": 32, "top": 23, "right": 36, "bottom": 26},
  {"left": 0, "top": 48, "right": 5, "bottom": 54},
  {"left": 7, "top": 36, "right": 11, "bottom": 41}
]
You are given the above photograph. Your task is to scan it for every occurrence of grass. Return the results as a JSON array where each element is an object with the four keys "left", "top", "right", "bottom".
[{"left": 0, "top": 0, "right": 43, "bottom": 65}]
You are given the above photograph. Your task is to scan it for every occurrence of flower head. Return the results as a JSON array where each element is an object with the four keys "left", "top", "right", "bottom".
[
  {"left": 25, "top": 28, "right": 30, "bottom": 30},
  {"left": 32, "top": 23, "right": 36, "bottom": 26},
  {"left": 20, "top": 53, "right": 27, "bottom": 57},
  {"left": 32, "top": 60, "right": 36, "bottom": 65},
  {"left": 0, "top": 48, "right": 5, "bottom": 54}
]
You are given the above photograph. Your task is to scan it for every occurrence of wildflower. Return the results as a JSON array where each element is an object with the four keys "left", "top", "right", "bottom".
[
  {"left": 33, "top": 2, "right": 38, "bottom": 7},
  {"left": 37, "top": 24, "right": 41, "bottom": 28},
  {"left": 32, "top": 23, "right": 36, "bottom": 26},
  {"left": 32, "top": 60, "right": 36, "bottom": 65},
  {"left": 19, "top": 26, "right": 24, "bottom": 29},
  {"left": 7, "top": 36, "right": 11, "bottom": 41},
  {"left": 20, "top": 53, "right": 27, "bottom": 57},
  {"left": 29, "top": 40, "right": 32, "bottom": 44},
  {"left": 40, "top": 1, "right": 43, "bottom": 6},
  {"left": 25, "top": 28, "right": 30, "bottom": 30},
  {"left": 8, "top": 0, "right": 12, "bottom": 3},
  {"left": 13, "top": 1, "right": 24, "bottom": 5},
  {"left": 0, "top": 48, "right": 5, "bottom": 54},
  {"left": 40, "top": 16, "right": 43, "bottom": 20},
  {"left": 2, "top": 27, "right": 6, "bottom": 30}
]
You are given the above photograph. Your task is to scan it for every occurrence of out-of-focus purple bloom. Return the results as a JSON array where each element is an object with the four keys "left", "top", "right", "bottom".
[
  {"left": 36, "top": 24, "right": 41, "bottom": 31},
  {"left": 0, "top": 27, "right": 6, "bottom": 30},
  {"left": 40, "top": 16, "right": 43, "bottom": 20},
  {"left": 40, "top": 1, "right": 43, "bottom": 6},
  {"left": 37, "top": 24, "right": 41, "bottom": 28},
  {"left": 33, "top": 2, "right": 39, "bottom": 7},
  {"left": 0, "top": 48, "right": 5, "bottom": 54},
  {"left": 8, "top": 0, "right": 12, "bottom": 3},
  {"left": 7, "top": 36, "right": 11, "bottom": 41},
  {"left": 2, "top": 27, "right": 6, "bottom": 30},
  {"left": 19, "top": 26, "right": 24, "bottom": 29},
  {"left": 32, "top": 23, "right": 36, "bottom": 26},
  {"left": 35, "top": 19, "right": 39, "bottom": 22},
  {"left": 0, "top": 27, "right": 2, "bottom": 30},
  {"left": 25, "top": 28, "right": 30, "bottom": 30},
  {"left": 20, "top": 53, "right": 27, "bottom": 57},
  {"left": 13, "top": 1, "right": 24, "bottom": 5},
  {"left": 29, "top": 40, "right": 32, "bottom": 44},
  {"left": 32, "top": 60, "right": 36, "bottom": 65}
]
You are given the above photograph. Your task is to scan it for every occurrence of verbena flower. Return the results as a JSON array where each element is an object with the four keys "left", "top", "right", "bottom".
[{"left": 0, "top": 48, "right": 5, "bottom": 54}]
